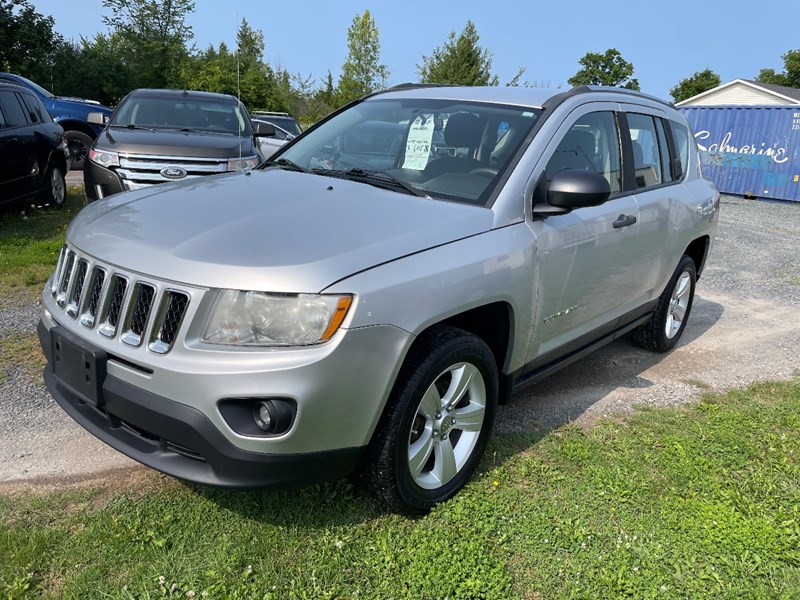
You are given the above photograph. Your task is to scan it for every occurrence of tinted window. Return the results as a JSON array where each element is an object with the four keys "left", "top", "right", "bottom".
[
  {"left": 112, "top": 95, "right": 249, "bottom": 135},
  {"left": 627, "top": 113, "right": 662, "bottom": 189},
  {"left": 20, "top": 92, "right": 45, "bottom": 124},
  {"left": 669, "top": 121, "right": 690, "bottom": 180},
  {"left": 546, "top": 111, "right": 621, "bottom": 193},
  {"left": 0, "top": 91, "right": 27, "bottom": 128}
]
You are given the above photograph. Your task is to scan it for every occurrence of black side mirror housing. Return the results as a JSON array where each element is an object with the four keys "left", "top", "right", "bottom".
[{"left": 546, "top": 169, "right": 611, "bottom": 210}]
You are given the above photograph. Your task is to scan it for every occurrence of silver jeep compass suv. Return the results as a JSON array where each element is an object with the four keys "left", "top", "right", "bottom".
[{"left": 38, "top": 84, "right": 718, "bottom": 513}]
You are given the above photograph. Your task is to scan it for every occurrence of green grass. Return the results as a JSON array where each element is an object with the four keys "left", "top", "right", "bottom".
[
  {"left": 0, "top": 187, "right": 84, "bottom": 306},
  {"left": 2, "top": 379, "right": 799, "bottom": 599}
]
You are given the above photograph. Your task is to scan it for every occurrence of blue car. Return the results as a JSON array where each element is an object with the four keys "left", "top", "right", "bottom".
[{"left": 0, "top": 72, "right": 112, "bottom": 170}]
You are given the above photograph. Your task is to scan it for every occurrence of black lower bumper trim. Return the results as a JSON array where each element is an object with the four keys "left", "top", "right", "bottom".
[{"left": 39, "top": 324, "right": 364, "bottom": 488}]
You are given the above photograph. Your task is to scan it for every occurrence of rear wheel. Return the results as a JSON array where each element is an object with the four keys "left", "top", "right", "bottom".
[
  {"left": 37, "top": 161, "right": 66, "bottom": 208},
  {"left": 361, "top": 325, "right": 498, "bottom": 514},
  {"left": 632, "top": 255, "right": 696, "bottom": 352}
]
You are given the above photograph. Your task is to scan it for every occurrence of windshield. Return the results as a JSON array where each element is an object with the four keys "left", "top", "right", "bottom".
[
  {"left": 254, "top": 115, "right": 302, "bottom": 135},
  {"left": 276, "top": 98, "right": 542, "bottom": 205},
  {"left": 17, "top": 75, "right": 54, "bottom": 99},
  {"left": 111, "top": 95, "right": 250, "bottom": 135}
]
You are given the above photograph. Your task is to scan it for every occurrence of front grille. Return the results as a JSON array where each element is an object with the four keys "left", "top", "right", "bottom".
[
  {"left": 113, "top": 153, "right": 228, "bottom": 191},
  {"left": 49, "top": 247, "right": 193, "bottom": 354}
]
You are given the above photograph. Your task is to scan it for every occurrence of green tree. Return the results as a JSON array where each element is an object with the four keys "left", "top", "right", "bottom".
[
  {"left": 0, "top": 0, "right": 61, "bottom": 75},
  {"left": 417, "top": 21, "right": 498, "bottom": 86},
  {"left": 568, "top": 48, "right": 640, "bottom": 90},
  {"left": 670, "top": 68, "right": 721, "bottom": 103},
  {"left": 101, "top": 0, "right": 195, "bottom": 88},
  {"left": 336, "top": 10, "right": 389, "bottom": 105},
  {"left": 756, "top": 49, "right": 800, "bottom": 88}
]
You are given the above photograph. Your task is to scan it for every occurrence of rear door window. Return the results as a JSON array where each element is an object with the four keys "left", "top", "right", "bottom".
[
  {"left": 626, "top": 113, "right": 664, "bottom": 189},
  {"left": 20, "top": 92, "right": 46, "bottom": 124},
  {"left": 0, "top": 90, "right": 28, "bottom": 128}
]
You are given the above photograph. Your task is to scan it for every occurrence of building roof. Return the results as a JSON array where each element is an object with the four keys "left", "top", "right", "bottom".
[{"left": 676, "top": 78, "right": 800, "bottom": 106}]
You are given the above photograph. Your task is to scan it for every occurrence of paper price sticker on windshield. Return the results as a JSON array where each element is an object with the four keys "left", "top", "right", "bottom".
[{"left": 403, "top": 114, "right": 435, "bottom": 170}]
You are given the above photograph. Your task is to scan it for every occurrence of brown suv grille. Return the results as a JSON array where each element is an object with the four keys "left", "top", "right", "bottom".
[{"left": 51, "top": 246, "right": 192, "bottom": 354}]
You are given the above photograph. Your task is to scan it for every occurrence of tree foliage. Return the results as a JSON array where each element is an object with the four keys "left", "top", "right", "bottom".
[
  {"left": 417, "top": 21, "right": 498, "bottom": 86},
  {"left": 0, "top": 0, "right": 61, "bottom": 75},
  {"left": 101, "top": 0, "right": 195, "bottom": 88},
  {"left": 756, "top": 49, "right": 800, "bottom": 88},
  {"left": 568, "top": 48, "right": 640, "bottom": 90},
  {"left": 670, "top": 68, "right": 721, "bottom": 103},
  {"left": 336, "top": 10, "right": 389, "bottom": 105}
]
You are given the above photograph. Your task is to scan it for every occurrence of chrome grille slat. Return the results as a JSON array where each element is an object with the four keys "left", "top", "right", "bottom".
[
  {"left": 50, "top": 247, "right": 192, "bottom": 355},
  {"left": 66, "top": 259, "right": 88, "bottom": 318},
  {"left": 148, "top": 291, "right": 190, "bottom": 354},
  {"left": 121, "top": 283, "right": 156, "bottom": 347},
  {"left": 98, "top": 275, "right": 129, "bottom": 338},
  {"left": 81, "top": 267, "right": 107, "bottom": 328},
  {"left": 56, "top": 251, "right": 75, "bottom": 307}
]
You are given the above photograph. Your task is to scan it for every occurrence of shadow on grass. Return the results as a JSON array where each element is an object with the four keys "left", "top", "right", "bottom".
[{"left": 185, "top": 477, "right": 390, "bottom": 528}]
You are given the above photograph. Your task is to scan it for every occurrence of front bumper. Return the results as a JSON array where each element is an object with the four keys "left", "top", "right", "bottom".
[
  {"left": 37, "top": 301, "right": 413, "bottom": 487},
  {"left": 83, "top": 160, "right": 124, "bottom": 201},
  {"left": 37, "top": 320, "right": 400, "bottom": 487}
]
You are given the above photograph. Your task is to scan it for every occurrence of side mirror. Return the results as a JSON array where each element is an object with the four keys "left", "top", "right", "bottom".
[
  {"left": 87, "top": 112, "right": 108, "bottom": 125},
  {"left": 546, "top": 169, "right": 611, "bottom": 210},
  {"left": 253, "top": 121, "right": 276, "bottom": 137}
]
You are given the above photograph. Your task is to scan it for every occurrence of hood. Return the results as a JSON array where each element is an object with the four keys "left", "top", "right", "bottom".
[
  {"left": 54, "top": 96, "right": 112, "bottom": 112},
  {"left": 66, "top": 169, "right": 494, "bottom": 292},
  {"left": 95, "top": 127, "right": 254, "bottom": 158}
]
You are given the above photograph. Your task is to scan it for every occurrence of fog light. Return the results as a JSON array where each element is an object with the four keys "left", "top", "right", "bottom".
[
  {"left": 253, "top": 401, "right": 274, "bottom": 431},
  {"left": 249, "top": 399, "right": 294, "bottom": 435}
]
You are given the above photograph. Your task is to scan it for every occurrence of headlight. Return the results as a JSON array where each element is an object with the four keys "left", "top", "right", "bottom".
[
  {"left": 88, "top": 148, "right": 119, "bottom": 167},
  {"left": 203, "top": 290, "right": 353, "bottom": 346},
  {"left": 227, "top": 155, "right": 260, "bottom": 171}
]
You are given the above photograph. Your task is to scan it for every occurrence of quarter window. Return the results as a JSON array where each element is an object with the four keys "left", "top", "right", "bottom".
[
  {"left": 545, "top": 111, "right": 621, "bottom": 193},
  {"left": 627, "top": 113, "right": 663, "bottom": 189},
  {"left": 669, "top": 121, "right": 691, "bottom": 179},
  {"left": 20, "top": 92, "right": 45, "bottom": 124}
]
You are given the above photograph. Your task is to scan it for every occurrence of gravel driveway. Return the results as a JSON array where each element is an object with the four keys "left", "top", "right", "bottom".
[{"left": 1, "top": 195, "right": 798, "bottom": 486}]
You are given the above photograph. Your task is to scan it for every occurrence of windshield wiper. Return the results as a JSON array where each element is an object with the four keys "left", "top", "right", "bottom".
[
  {"left": 109, "top": 123, "right": 142, "bottom": 130},
  {"left": 314, "top": 168, "right": 428, "bottom": 198},
  {"left": 262, "top": 157, "right": 309, "bottom": 173}
]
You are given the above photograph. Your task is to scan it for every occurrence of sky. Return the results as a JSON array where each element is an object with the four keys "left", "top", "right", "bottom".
[{"left": 30, "top": 0, "right": 800, "bottom": 101}]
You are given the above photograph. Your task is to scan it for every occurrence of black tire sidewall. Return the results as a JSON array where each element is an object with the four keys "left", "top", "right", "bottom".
[
  {"left": 39, "top": 162, "right": 65, "bottom": 207},
  {"left": 390, "top": 332, "right": 498, "bottom": 512},
  {"left": 64, "top": 130, "right": 92, "bottom": 171}
]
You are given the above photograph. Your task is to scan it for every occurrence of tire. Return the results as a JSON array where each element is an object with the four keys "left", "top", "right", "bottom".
[
  {"left": 37, "top": 161, "right": 66, "bottom": 208},
  {"left": 360, "top": 325, "right": 498, "bottom": 514},
  {"left": 632, "top": 255, "right": 696, "bottom": 352},
  {"left": 64, "top": 130, "right": 93, "bottom": 171}
]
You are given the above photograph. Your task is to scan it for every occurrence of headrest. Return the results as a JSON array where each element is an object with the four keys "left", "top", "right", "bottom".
[{"left": 444, "top": 112, "right": 483, "bottom": 148}]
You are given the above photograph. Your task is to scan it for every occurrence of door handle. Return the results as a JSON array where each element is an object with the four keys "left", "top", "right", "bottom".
[{"left": 613, "top": 214, "right": 637, "bottom": 228}]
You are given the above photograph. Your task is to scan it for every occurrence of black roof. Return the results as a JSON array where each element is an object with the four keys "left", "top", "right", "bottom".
[{"left": 128, "top": 88, "right": 240, "bottom": 102}]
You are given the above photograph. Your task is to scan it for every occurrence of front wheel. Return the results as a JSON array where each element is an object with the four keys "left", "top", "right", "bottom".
[
  {"left": 64, "top": 130, "right": 93, "bottom": 171},
  {"left": 632, "top": 255, "right": 696, "bottom": 352},
  {"left": 361, "top": 326, "right": 498, "bottom": 514}
]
